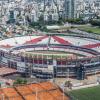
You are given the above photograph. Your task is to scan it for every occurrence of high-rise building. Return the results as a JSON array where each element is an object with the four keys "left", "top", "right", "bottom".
[{"left": 64, "top": 0, "right": 76, "bottom": 19}]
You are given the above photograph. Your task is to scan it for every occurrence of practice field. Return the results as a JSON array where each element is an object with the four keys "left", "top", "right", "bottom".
[
  {"left": 77, "top": 26, "right": 100, "bottom": 34},
  {"left": 69, "top": 85, "right": 100, "bottom": 100}
]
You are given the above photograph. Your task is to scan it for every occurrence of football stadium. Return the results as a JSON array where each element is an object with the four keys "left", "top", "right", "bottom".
[{"left": 0, "top": 34, "right": 100, "bottom": 79}]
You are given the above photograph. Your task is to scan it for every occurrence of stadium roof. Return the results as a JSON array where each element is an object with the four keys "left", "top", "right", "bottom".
[{"left": 0, "top": 82, "right": 69, "bottom": 100}]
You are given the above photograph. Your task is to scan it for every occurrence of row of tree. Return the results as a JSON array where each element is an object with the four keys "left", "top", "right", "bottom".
[
  {"left": 90, "top": 19, "right": 100, "bottom": 27},
  {"left": 30, "top": 15, "right": 100, "bottom": 32},
  {"left": 65, "top": 18, "right": 86, "bottom": 24},
  {"left": 13, "top": 78, "right": 27, "bottom": 85}
]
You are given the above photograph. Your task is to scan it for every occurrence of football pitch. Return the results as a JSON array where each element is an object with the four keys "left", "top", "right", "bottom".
[{"left": 69, "top": 85, "right": 100, "bottom": 100}]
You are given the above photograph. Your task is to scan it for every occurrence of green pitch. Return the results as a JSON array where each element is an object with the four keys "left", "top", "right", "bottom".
[
  {"left": 69, "top": 85, "right": 100, "bottom": 100},
  {"left": 78, "top": 26, "right": 100, "bottom": 34}
]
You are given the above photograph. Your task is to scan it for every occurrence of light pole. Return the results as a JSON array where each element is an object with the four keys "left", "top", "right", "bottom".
[
  {"left": 67, "top": 68, "right": 70, "bottom": 81},
  {"left": 63, "top": 84, "right": 65, "bottom": 100},
  {"left": 36, "top": 87, "right": 38, "bottom": 100},
  {"left": 0, "top": 94, "right": 4, "bottom": 100},
  {"left": 94, "top": 69, "right": 97, "bottom": 83}
]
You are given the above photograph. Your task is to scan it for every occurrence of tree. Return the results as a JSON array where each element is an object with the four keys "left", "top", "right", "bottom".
[
  {"left": 90, "top": 19, "right": 100, "bottom": 26},
  {"left": 65, "top": 18, "right": 86, "bottom": 24},
  {"left": 65, "top": 81, "right": 72, "bottom": 89},
  {"left": 13, "top": 78, "right": 27, "bottom": 85}
]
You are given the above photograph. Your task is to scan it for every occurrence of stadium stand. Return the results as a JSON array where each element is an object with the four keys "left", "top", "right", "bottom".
[
  {"left": 25, "top": 36, "right": 48, "bottom": 44},
  {"left": 82, "top": 43, "right": 100, "bottom": 48},
  {"left": 52, "top": 36, "right": 72, "bottom": 45}
]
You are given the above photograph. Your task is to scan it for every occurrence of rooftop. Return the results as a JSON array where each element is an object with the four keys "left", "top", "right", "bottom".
[{"left": 0, "top": 67, "right": 17, "bottom": 76}]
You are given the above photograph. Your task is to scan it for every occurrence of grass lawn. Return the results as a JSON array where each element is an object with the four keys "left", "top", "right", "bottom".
[
  {"left": 77, "top": 26, "right": 100, "bottom": 34},
  {"left": 69, "top": 85, "right": 100, "bottom": 100}
]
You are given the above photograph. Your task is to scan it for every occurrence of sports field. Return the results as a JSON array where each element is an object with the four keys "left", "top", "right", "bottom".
[
  {"left": 69, "top": 85, "right": 100, "bottom": 100},
  {"left": 78, "top": 26, "right": 100, "bottom": 34}
]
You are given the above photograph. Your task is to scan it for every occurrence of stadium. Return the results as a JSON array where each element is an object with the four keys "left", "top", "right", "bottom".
[{"left": 0, "top": 33, "right": 100, "bottom": 79}]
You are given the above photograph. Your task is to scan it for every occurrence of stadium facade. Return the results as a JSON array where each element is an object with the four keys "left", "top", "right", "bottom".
[{"left": 0, "top": 34, "right": 100, "bottom": 79}]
